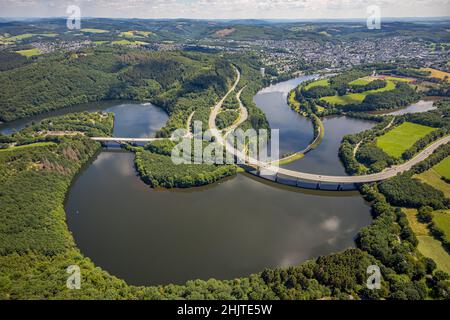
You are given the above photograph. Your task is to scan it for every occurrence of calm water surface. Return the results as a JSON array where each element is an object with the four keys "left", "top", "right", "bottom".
[
  {"left": 383, "top": 98, "right": 438, "bottom": 116},
  {"left": 253, "top": 76, "right": 376, "bottom": 176},
  {"left": 5, "top": 82, "right": 434, "bottom": 285},
  {"left": 253, "top": 76, "right": 316, "bottom": 156},
  {"left": 66, "top": 151, "right": 372, "bottom": 285},
  {"left": 64, "top": 79, "right": 374, "bottom": 286},
  {"left": 282, "top": 116, "right": 375, "bottom": 176}
]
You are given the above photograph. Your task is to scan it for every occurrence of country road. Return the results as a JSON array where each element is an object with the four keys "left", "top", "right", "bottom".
[
  {"left": 208, "top": 67, "right": 450, "bottom": 184},
  {"left": 94, "top": 66, "right": 449, "bottom": 186},
  {"left": 223, "top": 86, "right": 248, "bottom": 134},
  {"left": 91, "top": 137, "right": 168, "bottom": 143},
  {"left": 262, "top": 135, "right": 450, "bottom": 184},
  {"left": 208, "top": 66, "right": 241, "bottom": 131}
]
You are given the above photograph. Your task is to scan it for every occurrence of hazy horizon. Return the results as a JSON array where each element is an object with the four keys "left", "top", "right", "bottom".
[
  {"left": 1, "top": 0, "right": 449, "bottom": 20},
  {"left": 1, "top": 16, "right": 450, "bottom": 22}
]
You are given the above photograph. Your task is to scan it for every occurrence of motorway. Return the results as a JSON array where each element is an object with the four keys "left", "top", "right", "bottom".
[
  {"left": 94, "top": 67, "right": 449, "bottom": 186},
  {"left": 208, "top": 67, "right": 450, "bottom": 185}
]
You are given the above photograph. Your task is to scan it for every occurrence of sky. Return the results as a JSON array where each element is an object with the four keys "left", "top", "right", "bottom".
[{"left": 1, "top": 0, "right": 449, "bottom": 20}]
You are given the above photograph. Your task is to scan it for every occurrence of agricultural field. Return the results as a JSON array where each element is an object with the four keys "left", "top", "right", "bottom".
[
  {"left": 322, "top": 93, "right": 366, "bottom": 105},
  {"left": 15, "top": 48, "right": 41, "bottom": 57},
  {"left": 404, "top": 209, "right": 450, "bottom": 274},
  {"left": 319, "top": 31, "right": 332, "bottom": 37},
  {"left": 349, "top": 77, "right": 374, "bottom": 85},
  {"left": 434, "top": 210, "right": 450, "bottom": 240},
  {"left": 404, "top": 209, "right": 430, "bottom": 236},
  {"left": 112, "top": 39, "right": 148, "bottom": 46},
  {"left": 4, "top": 33, "right": 58, "bottom": 42},
  {"left": 418, "top": 236, "right": 450, "bottom": 274},
  {"left": 434, "top": 156, "right": 450, "bottom": 179},
  {"left": 80, "top": 28, "right": 109, "bottom": 34},
  {"left": 321, "top": 79, "right": 396, "bottom": 106},
  {"left": 120, "top": 30, "right": 153, "bottom": 38},
  {"left": 421, "top": 67, "right": 450, "bottom": 83},
  {"left": 376, "top": 122, "right": 437, "bottom": 158},
  {"left": 304, "top": 79, "right": 329, "bottom": 90},
  {"left": 0, "top": 142, "right": 56, "bottom": 153},
  {"left": 415, "top": 169, "right": 450, "bottom": 198},
  {"left": 384, "top": 76, "right": 414, "bottom": 83}
]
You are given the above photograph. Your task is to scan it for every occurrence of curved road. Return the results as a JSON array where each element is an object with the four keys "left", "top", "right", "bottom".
[
  {"left": 272, "top": 135, "right": 450, "bottom": 184},
  {"left": 209, "top": 67, "right": 450, "bottom": 184},
  {"left": 94, "top": 67, "right": 449, "bottom": 186},
  {"left": 208, "top": 66, "right": 241, "bottom": 131}
]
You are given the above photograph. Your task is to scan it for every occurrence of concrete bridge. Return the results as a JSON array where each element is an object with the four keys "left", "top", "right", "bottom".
[
  {"left": 90, "top": 133, "right": 449, "bottom": 190},
  {"left": 91, "top": 137, "right": 168, "bottom": 143},
  {"left": 92, "top": 66, "right": 450, "bottom": 191},
  {"left": 222, "top": 135, "right": 450, "bottom": 191},
  {"left": 206, "top": 66, "right": 450, "bottom": 190}
]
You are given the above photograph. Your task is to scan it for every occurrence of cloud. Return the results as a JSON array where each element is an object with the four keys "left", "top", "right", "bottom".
[
  {"left": 320, "top": 216, "right": 341, "bottom": 232},
  {"left": 1, "top": 0, "right": 449, "bottom": 19}
]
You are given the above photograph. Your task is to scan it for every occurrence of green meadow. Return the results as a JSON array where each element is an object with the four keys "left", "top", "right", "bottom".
[
  {"left": 349, "top": 77, "right": 374, "bottom": 85},
  {"left": 112, "top": 39, "right": 148, "bottom": 46},
  {"left": 5, "top": 33, "right": 58, "bottom": 42},
  {"left": 404, "top": 209, "right": 450, "bottom": 274},
  {"left": 304, "top": 79, "right": 329, "bottom": 90},
  {"left": 376, "top": 122, "right": 437, "bottom": 158},
  {"left": 120, "top": 30, "right": 153, "bottom": 38},
  {"left": 434, "top": 156, "right": 450, "bottom": 179},
  {"left": 81, "top": 28, "right": 109, "bottom": 34},
  {"left": 15, "top": 48, "right": 41, "bottom": 57},
  {"left": 415, "top": 169, "right": 450, "bottom": 198},
  {"left": 0, "top": 142, "right": 56, "bottom": 153},
  {"left": 418, "top": 236, "right": 450, "bottom": 274},
  {"left": 321, "top": 80, "right": 396, "bottom": 106},
  {"left": 434, "top": 210, "right": 450, "bottom": 242}
]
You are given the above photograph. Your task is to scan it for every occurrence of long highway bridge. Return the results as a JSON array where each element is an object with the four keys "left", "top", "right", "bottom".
[
  {"left": 92, "top": 67, "right": 450, "bottom": 191},
  {"left": 91, "top": 137, "right": 167, "bottom": 143}
]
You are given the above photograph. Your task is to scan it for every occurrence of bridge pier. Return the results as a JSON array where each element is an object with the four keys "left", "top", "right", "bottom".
[
  {"left": 243, "top": 167, "right": 361, "bottom": 191},
  {"left": 275, "top": 174, "right": 298, "bottom": 187}
]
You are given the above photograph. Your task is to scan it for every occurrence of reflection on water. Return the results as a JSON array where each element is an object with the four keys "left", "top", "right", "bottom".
[
  {"left": 66, "top": 151, "right": 372, "bottom": 286},
  {"left": 107, "top": 103, "right": 168, "bottom": 138},
  {"left": 254, "top": 76, "right": 317, "bottom": 156},
  {"left": 254, "top": 77, "right": 376, "bottom": 176},
  {"left": 383, "top": 99, "right": 437, "bottom": 116},
  {"left": 0, "top": 101, "right": 168, "bottom": 137},
  {"left": 282, "top": 116, "right": 375, "bottom": 176}
]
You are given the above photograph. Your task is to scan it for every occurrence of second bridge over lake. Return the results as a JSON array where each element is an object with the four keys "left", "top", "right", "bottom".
[{"left": 90, "top": 135, "right": 450, "bottom": 191}]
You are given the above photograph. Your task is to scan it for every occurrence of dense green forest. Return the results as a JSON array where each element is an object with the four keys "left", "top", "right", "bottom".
[
  {"left": 0, "top": 48, "right": 119, "bottom": 121},
  {"left": 352, "top": 83, "right": 421, "bottom": 112},
  {"left": 1, "top": 47, "right": 449, "bottom": 299},
  {"left": 135, "top": 149, "right": 237, "bottom": 189},
  {"left": 292, "top": 67, "right": 425, "bottom": 116},
  {"left": 0, "top": 47, "right": 237, "bottom": 138},
  {"left": 216, "top": 110, "right": 240, "bottom": 130},
  {"left": 227, "top": 54, "right": 270, "bottom": 132},
  {"left": 379, "top": 174, "right": 448, "bottom": 209},
  {"left": 0, "top": 51, "right": 30, "bottom": 71},
  {"left": 340, "top": 100, "right": 449, "bottom": 175},
  {"left": 132, "top": 138, "right": 237, "bottom": 188},
  {"left": 0, "top": 111, "right": 449, "bottom": 299}
]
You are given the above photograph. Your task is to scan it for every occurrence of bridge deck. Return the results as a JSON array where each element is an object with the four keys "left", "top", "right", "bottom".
[
  {"left": 91, "top": 137, "right": 166, "bottom": 143},
  {"left": 91, "top": 65, "right": 449, "bottom": 187}
]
